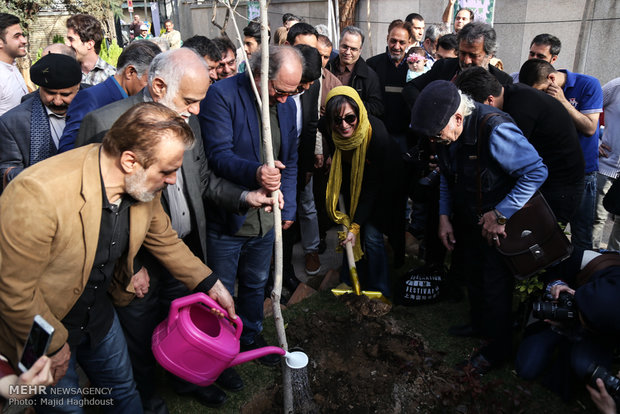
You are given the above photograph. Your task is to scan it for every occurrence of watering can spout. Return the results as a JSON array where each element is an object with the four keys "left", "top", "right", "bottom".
[{"left": 230, "top": 346, "right": 286, "bottom": 367}]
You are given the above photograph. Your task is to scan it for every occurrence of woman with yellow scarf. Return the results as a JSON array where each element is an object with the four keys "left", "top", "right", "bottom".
[{"left": 323, "top": 86, "right": 401, "bottom": 298}]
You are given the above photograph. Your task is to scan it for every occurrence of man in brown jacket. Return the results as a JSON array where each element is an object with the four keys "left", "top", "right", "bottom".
[{"left": 0, "top": 102, "right": 235, "bottom": 412}]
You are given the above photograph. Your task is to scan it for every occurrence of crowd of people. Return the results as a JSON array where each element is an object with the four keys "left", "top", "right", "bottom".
[{"left": 0, "top": 3, "right": 618, "bottom": 413}]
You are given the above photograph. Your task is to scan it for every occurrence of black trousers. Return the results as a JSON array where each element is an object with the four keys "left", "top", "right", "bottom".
[
  {"left": 453, "top": 215, "right": 515, "bottom": 364},
  {"left": 541, "top": 178, "right": 584, "bottom": 225},
  {"left": 115, "top": 253, "right": 200, "bottom": 404}
]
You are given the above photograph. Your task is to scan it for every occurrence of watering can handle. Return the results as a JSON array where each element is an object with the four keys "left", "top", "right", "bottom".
[{"left": 167, "top": 292, "right": 243, "bottom": 340}]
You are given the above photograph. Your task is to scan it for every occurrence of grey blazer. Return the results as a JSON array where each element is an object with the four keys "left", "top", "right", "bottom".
[
  {"left": 0, "top": 98, "right": 52, "bottom": 189},
  {"left": 76, "top": 89, "right": 244, "bottom": 261}
]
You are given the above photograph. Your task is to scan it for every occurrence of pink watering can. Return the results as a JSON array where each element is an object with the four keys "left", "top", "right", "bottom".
[{"left": 152, "top": 292, "right": 308, "bottom": 386}]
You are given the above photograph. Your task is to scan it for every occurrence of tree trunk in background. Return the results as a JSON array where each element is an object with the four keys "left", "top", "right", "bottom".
[{"left": 339, "top": 0, "right": 359, "bottom": 29}]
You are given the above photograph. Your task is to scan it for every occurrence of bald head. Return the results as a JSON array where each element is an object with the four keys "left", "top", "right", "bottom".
[
  {"left": 42, "top": 43, "right": 76, "bottom": 59},
  {"left": 250, "top": 46, "right": 303, "bottom": 106},
  {"left": 148, "top": 48, "right": 210, "bottom": 119}
]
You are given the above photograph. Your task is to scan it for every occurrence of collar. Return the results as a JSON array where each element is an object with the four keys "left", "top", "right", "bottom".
[
  {"left": 111, "top": 76, "right": 129, "bottom": 99},
  {"left": 0, "top": 60, "right": 17, "bottom": 68},
  {"left": 94, "top": 56, "right": 109, "bottom": 71},
  {"left": 142, "top": 87, "right": 154, "bottom": 102},
  {"left": 98, "top": 148, "right": 137, "bottom": 209},
  {"left": 44, "top": 106, "right": 66, "bottom": 120},
  {"left": 559, "top": 69, "right": 576, "bottom": 89},
  {"left": 337, "top": 59, "right": 356, "bottom": 73}
]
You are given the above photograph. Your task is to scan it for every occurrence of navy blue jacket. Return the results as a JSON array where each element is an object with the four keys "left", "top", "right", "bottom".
[
  {"left": 58, "top": 76, "right": 125, "bottom": 152},
  {"left": 199, "top": 73, "right": 298, "bottom": 234}
]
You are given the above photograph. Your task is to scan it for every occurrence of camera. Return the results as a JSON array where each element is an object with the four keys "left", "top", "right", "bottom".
[
  {"left": 532, "top": 291, "right": 576, "bottom": 322},
  {"left": 587, "top": 363, "right": 620, "bottom": 401},
  {"left": 418, "top": 155, "right": 440, "bottom": 187},
  {"left": 419, "top": 169, "right": 440, "bottom": 187}
]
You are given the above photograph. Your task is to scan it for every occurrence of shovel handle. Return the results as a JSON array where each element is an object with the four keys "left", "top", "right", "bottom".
[
  {"left": 344, "top": 241, "right": 362, "bottom": 295},
  {"left": 339, "top": 196, "right": 362, "bottom": 296}
]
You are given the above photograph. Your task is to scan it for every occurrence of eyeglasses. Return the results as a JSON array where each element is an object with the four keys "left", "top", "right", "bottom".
[
  {"left": 334, "top": 114, "right": 357, "bottom": 126},
  {"left": 271, "top": 82, "right": 299, "bottom": 97},
  {"left": 429, "top": 132, "right": 451, "bottom": 145},
  {"left": 340, "top": 45, "right": 360, "bottom": 53}
]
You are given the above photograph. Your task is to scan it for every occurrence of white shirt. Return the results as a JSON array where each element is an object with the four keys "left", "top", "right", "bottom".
[
  {"left": 0, "top": 61, "right": 28, "bottom": 116},
  {"left": 292, "top": 92, "right": 303, "bottom": 144},
  {"left": 44, "top": 107, "right": 66, "bottom": 150}
]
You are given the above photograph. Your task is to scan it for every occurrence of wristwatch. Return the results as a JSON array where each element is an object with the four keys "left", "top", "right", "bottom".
[{"left": 493, "top": 208, "right": 507, "bottom": 225}]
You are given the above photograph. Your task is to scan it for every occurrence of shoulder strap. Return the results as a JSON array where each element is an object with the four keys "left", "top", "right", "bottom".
[{"left": 575, "top": 252, "right": 620, "bottom": 287}]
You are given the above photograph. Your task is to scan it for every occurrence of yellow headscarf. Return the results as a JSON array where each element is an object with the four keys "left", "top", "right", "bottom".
[{"left": 325, "top": 86, "right": 372, "bottom": 261}]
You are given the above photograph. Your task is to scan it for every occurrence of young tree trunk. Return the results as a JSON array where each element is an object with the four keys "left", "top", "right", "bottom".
[{"left": 339, "top": 0, "right": 360, "bottom": 29}]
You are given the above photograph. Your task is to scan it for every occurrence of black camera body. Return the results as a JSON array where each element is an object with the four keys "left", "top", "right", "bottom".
[
  {"left": 419, "top": 168, "right": 440, "bottom": 187},
  {"left": 587, "top": 363, "right": 620, "bottom": 401},
  {"left": 532, "top": 291, "right": 576, "bottom": 322}
]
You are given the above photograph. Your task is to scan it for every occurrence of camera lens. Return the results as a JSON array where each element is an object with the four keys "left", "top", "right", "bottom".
[{"left": 588, "top": 364, "right": 620, "bottom": 400}]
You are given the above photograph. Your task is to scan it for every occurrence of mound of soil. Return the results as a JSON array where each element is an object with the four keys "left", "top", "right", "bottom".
[{"left": 244, "top": 294, "right": 532, "bottom": 413}]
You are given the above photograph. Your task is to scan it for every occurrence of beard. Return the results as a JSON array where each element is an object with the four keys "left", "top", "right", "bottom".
[
  {"left": 125, "top": 168, "right": 163, "bottom": 202},
  {"left": 388, "top": 50, "right": 404, "bottom": 62},
  {"left": 158, "top": 93, "right": 191, "bottom": 122}
]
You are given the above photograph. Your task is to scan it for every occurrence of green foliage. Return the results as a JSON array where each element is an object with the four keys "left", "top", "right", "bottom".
[
  {"left": 0, "top": 1, "right": 123, "bottom": 49},
  {"left": 52, "top": 34, "right": 65, "bottom": 44},
  {"left": 0, "top": 0, "right": 55, "bottom": 33},
  {"left": 60, "top": 0, "right": 125, "bottom": 22},
  {"left": 99, "top": 40, "right": 122, "bottom": 67},
  {"left": 34, "top": 47, "right": 43, "bottom": 64},
  {"left": 515, "top": 273, "right": 544, "bottom": 303}
]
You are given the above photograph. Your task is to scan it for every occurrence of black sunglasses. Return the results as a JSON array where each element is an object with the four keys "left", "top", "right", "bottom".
[
  {"left": 271, "top": 82, "right": 299, "bottom": 97},
  {"left": 334, "top": 114, "right": 357, "bottom": 126}
]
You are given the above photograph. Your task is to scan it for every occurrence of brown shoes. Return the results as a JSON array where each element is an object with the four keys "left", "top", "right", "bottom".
[{"left": 304, "top": 252, "right": 321, "bottom": 275}]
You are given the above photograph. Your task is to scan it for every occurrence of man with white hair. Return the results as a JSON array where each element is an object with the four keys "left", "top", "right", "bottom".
[
  {"left": 410, "top": 80, "right": 548, "bottom": 375},
  {"left": 77, "top": 47, "right": 277, "bottom": 410},
  {"left": 58, "top": 40, "right": 162, "bottom": 152}
]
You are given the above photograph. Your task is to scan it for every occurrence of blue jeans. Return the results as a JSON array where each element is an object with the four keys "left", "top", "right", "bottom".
[
  {"left": 516, "top": 325, "right": 614, "bottom": 400},
  {"left": 299, "top": 177, "right": 320, "bottom": 253},
  {"left": 36, "top": 312, "right": 142, "bottom": 413},
  {"left": 340, "top": 222, "right": 390, "bottom": 297},
  {"left": 570, "top": 172, "right": 597, "bottom": 249},
  {"left": 206, "top": 229, "right": 274, "bottom": 344}
]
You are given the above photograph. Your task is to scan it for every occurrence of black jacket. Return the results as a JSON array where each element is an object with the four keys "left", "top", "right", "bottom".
[
  {"left": 296, "top": 81, "right": 320, "bottom": 189},
  {"left": 366, "top": 52, "right": 410, "bottom": 134},
  {"left": 320, "top": 115, "right": 405, "bottom": 266},
  {"left": 326, "top": 55, "right": 384, "bottom": 118},
  {"left": 402, "top": 58, "right": 513, "bottom": 108}
]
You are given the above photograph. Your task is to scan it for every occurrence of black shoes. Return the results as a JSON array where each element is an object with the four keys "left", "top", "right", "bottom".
[
  {"left": 240, "top": 334, "right": 282, "bottom": 366},
  {"left": 177, "top": 385, "right": 227, "bottom": 408},
  {"left": 216, "top": 367, "right": 244, "bottom": 392},
  {"left": 448, "top": 323, "right": 482, "bottom": 338}
]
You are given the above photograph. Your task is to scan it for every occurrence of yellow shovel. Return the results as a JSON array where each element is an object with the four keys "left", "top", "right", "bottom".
[{"left": 331, "top": 199, "right": 390, "bottom": 304}]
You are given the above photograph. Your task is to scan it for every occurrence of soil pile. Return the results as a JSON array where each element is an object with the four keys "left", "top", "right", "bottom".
[{"left": 244, "top": 294, "right": 533, "bottom": 413}]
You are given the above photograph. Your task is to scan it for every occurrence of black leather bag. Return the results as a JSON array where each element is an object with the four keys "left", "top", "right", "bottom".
[{"left": 496, "top": 192, "right": 573, "bottom": 280}]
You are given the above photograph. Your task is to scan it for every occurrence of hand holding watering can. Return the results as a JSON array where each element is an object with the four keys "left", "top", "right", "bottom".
[
  {"left": 205, "top": 279, "right": 237, "bottom": 320},
  {"left": 152, "top": 293, "right": 307, "bottom": 386}
]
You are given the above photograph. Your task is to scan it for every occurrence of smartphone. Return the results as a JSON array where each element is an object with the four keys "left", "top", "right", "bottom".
[{"left": 18, "top": 315, "right": 54, "bottom": 373}]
